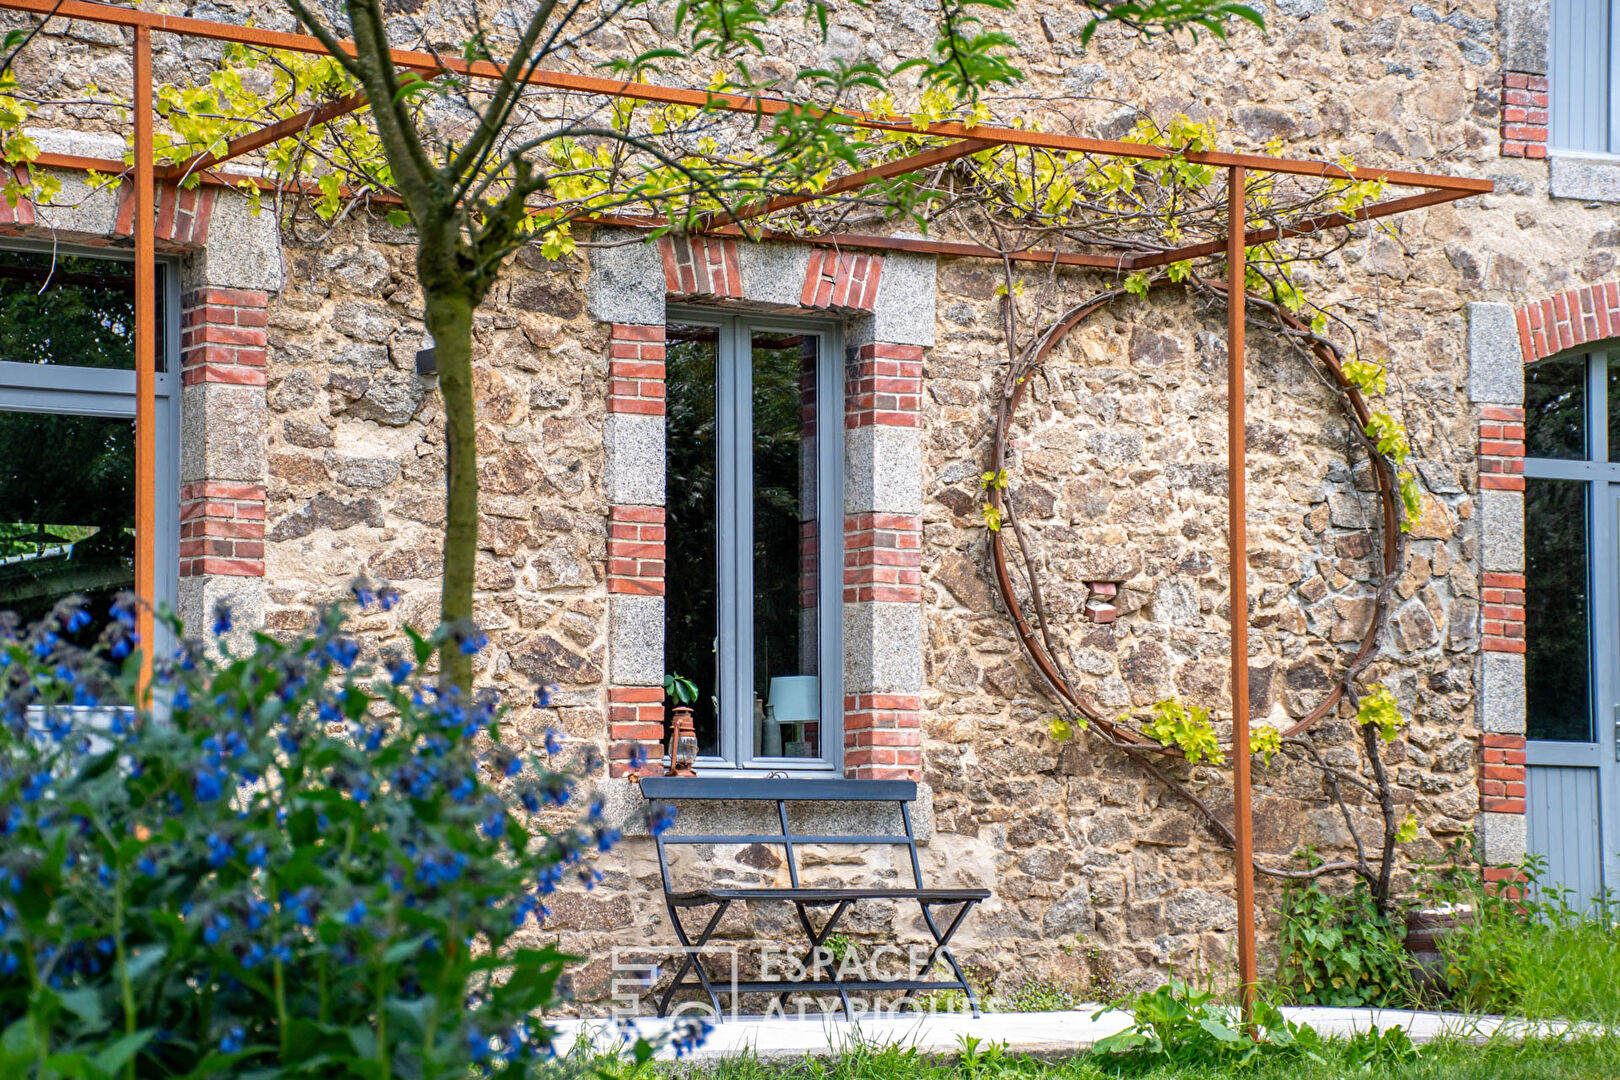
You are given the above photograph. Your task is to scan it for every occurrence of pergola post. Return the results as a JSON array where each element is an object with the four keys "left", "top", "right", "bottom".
[
  {"left": 133, "top": 25, "right": 156, "bottom": 691},
  {"left": 1226, "top": 165, "right": 1257, "bottom": 1019}
]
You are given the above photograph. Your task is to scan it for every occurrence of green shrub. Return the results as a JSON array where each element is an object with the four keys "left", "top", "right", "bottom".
[
  {"left": 1275, "top": 878, "right": 1413, "bottom": 1007},
  {"left": 0, "top": 592, "right": 693, "bottom": 1078},
  {"left": 1091, "top": 979, "right": 1418, "bottom": 1069},
  {"left": 1435, "top": 855, "right": 1620, "bottom": 1024}
]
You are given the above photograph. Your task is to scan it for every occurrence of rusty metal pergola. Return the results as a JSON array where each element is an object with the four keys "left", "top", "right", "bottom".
[{"left": 0, "top": 0, "right": 1493, "bottom": 1013}]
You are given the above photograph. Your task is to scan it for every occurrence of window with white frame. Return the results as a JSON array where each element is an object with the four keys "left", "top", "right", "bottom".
[
  {"left": 1551, "top": 0, "right": 1618, "bottom": 153},
  {"left": 0, "top": 244, "right": 179, "bottom": 650},
  {"left": 663, "top": 312, "right": 843, "bottom": 772}
]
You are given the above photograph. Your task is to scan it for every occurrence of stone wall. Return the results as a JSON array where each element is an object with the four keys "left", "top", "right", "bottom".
[{"left": 2, "top": 0, "right": 1614, "bottom": 1006}]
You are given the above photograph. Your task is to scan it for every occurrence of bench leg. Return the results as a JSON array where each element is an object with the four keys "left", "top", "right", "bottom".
[
  {"left": 904, "top": 899, "right": 982, "bottom": 1018},
  {"left": 779, "top": 899, "right": 854, "bottom": 1020},
  {"left": 658, "top": 899, "right": 732, "bottom": 1020}
]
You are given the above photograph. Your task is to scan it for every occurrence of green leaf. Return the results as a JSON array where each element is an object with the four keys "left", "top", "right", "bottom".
[
  {"left": 55, "top": 986, "right": 107, "bottom": 1029},
  {"left": 91, "top": 1029, "right": 156, "bottom": 1074}
]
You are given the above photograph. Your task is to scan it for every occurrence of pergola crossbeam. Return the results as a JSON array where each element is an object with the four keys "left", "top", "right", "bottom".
[
  {"left": 0, "top": 0, "right": 1495, "bottom": 1030},
  {"left": 153, "top": 67, "right": 440, "bottom": 184},
  {"left": 701, "top": 138, "right": 997, "bottom": 232},
  {"left": 1, "top": 0, "right": 1491, "bottom": 196}
]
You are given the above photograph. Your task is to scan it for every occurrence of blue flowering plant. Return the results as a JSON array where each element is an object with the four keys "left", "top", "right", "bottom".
[{"left": 0, "top": 590, "right": 681, "bottom": 1078}]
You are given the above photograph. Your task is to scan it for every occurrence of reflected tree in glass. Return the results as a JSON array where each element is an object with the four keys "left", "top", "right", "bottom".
[
  {"left": 1524, "top": 477, "right": 1592, "bottom": 742},
  {"left": 664, "top": 326, "right": 721, "bottom": 756}
]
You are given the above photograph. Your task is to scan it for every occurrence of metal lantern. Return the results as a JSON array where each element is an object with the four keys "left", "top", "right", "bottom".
[{"left": 666, "top": 705, "right": 698, "bottom": 777}]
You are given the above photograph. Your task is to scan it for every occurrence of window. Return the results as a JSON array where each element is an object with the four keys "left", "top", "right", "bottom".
[
  {"left": 1551, "top": 0, "right": 1618, "bottom": 153},
  {"left": 0, "top": 245, "right": 179, "bottom": 649},
  {"left": 1523, "top": 351, "right": 1620, "bottom": 742},
  {"left": 664, "top": 312, "right": 843, "bottom": 771}
]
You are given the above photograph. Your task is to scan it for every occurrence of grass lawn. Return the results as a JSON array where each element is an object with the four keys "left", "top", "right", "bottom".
[{"left": 652, "top": 1036, "right": 1620, "bottom": 1080}]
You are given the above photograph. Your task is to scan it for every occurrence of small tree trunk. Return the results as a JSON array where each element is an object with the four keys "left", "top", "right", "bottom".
[{"left": 425, "top": 287, "right": 478, "bottom": 692}]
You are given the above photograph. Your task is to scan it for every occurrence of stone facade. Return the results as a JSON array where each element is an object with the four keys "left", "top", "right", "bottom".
[{"left": 1, "top": 0, "right": 1613, "bottom": 1005}]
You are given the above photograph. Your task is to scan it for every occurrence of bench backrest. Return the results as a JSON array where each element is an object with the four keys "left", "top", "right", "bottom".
[{"left": 637, "top": 776, "right": 924, "bottom": 894}]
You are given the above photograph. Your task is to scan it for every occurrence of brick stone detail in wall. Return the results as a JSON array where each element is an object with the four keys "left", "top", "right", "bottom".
[
  {"left": 180, "top": 481, "right": 265, "bottom": 578},
  {"left": 658, "top": 236, "right": 741, "bottom": 299},
  {"left": 1480, "top": 733, "right": 1528, "bottom": 814},
  {"left": 1515, "top": 281, "right": 1620, "bottom": 364},
  {"left": 607, "top": 506, "right": 665, "bottom": 596},
  {"left": 843, "top": 693, "right": 922, "bottom": 778},
  {"left": 605, "top": 323, "right": 668, "bottom": 772},
  {"left": 802, "top": 250, "right": 883, "bottom": 311},
  {"left": 1481, "top": 572, "right": 1526, "bottom": 654},
  {"left": 115, "top": 181, "right": 219, "bottom": 245},
  {"left": 607, "top": 686, "right": 666, "bottom": 779},
  {"left": 181, "top": 288, "right": 269, "bottom": 387},
  {"left": 846, "top": 342, "right": 922, "bottom": 428},
  {"left": 844, "top": 513, "right": 921, "bottom": 603},
  {"left": 0, "top": 166, "right": 36, "bottom": 228},
  {"left": 1478, "top": 405, "right": 1525, "bottom": 492},
  {"left": 1499, "top": 73, "right": 1549, "bottom": 159},
  {"left": 607, "top": 324, "right": 666, "bottom": 415},
  {"left": 843, "top": 336, "right": 921, "bottom": 780}
]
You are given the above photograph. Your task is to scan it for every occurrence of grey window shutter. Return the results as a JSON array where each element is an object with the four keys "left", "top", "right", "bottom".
[{"left": 1552, "top": 0, "right": 1614, "bottom": 152}]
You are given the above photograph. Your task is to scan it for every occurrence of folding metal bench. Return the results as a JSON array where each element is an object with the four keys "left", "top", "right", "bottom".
[{"left": 638, "top": 776, "right": 989, "bottom": 1019}]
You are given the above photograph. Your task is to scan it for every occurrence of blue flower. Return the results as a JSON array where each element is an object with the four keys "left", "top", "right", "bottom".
[
  {"left": 173, "top": 685, "right": 190, "bottom": 711},
  {"left": 205, "top": 833, "right": 233, "bottom": 868},
  {"left": 241, "top": 942, "right": 265, "bottom": 968},
  {"left": 344, "top": 900, "right": 366, "bottom": 926},
  {"left": 534, "top": 684, "right": 557, "bottom": 709},
  {"left": 221, "top": 1026, "right": 244, "bottom": 1054},
  {"left": 351, "top": 584, "right": 376, "bottom": 609},
  {"left": 645, "top": 802, "right": 678, "bottom": 837},
  {"left": 459, "top": 629, "right": 489, "bottom": 655},
  {"left": 65, "top": 606, "right": 91, "bottom": 634},
  {"left": 324, "top": 638, "right": 359, "bottom": 669},
  {"left": 544, "top": 728, "right": 561, "bottom": 755},
  {"left": 246, "top": 843, "right": 268, "bottom": 868},
  {"left": 110, "top": 594, "right": 138, "bottom": 628},
  {"left": 377, "top": 586, "right": 401, "bottom": 611},
  {"left": 467, "top": 1028, "right": 491, "bottom": 1062},
  {"left": 21, "top": 772, "right": 49, "bottom": 802},
  {"left": 195, "top": 768, "right": 223, "bottom": 803},
  {"left": 72, "top": 685, "right": 98, "bottom": 708},
  {"left": 212, "top": 601, "right": 233, "bottom": 637},
  {"left": 387, "top": 658, "right": 413, "bottom": 685}
]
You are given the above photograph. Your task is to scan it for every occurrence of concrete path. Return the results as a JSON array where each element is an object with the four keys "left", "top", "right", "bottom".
[{"left": 550, "top": 1006, "right": 1578, "bottom": 1062}]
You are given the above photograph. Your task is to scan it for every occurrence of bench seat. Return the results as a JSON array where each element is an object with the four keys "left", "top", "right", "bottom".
[
  {"left": 668, "top": 886, "right": 991, "bottom": 907},
  {"left": 638, "top": 775, "right": 989, "bottom": 1019}
]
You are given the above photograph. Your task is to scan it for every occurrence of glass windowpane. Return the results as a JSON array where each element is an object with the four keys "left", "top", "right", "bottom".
[
  {"left": 1525, "top": 354, "right": 1588, "bottom": 460},
  {"left": 664, "top": 324, "right": 721, "bottom": 756},
  {"left": 0, "top": 249, "right": 164, "bottom": 371},
  {"left": 751, "top": 331, "right": 820, "bottom": 760},
  {"left": 1524, "top": 477, "right": 1593, "bottom": 741},
  {"left": 0, "top": 411, "right": 134, "bottom": 645},
  {"left": 1607, "top": 353, "right": 1620, "bottom": 462}
]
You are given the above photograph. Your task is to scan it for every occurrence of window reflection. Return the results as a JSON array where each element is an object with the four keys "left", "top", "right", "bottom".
[
  {"left": 0, "top": 249, "right": 163, "bottom": 371},
  {"left": 1525, "top": 355, "right": 1587, "bottom": 460},
  {"left": 1524, "top": 477, "right": 1592, "bottom": 741},
  {"left": 752, "top": 332, "right": 820, "bottom": 759},
  {"left": 664, "top": 324, "right": 720, "bottom": 756},
  {"left": 0, "top": 411, "right": 134, "bottom": 644}
]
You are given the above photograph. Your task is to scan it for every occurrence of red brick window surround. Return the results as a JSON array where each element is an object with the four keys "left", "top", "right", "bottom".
[
  {"left": 605, "top": 322, "right": 668, "bottom": 777},
  {"left": 179, "top": 287, "right": 269, "bottom": 581},
  {"left": 1500, "top": 73, "right": 1549, "bottom": 159},
  {"left": 597, "top": 238, "right": 926, "bottom": 781}
]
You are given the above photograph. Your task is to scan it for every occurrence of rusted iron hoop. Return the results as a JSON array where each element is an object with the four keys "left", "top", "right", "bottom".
[{"left": 986, "top": 277, "right": 1402, "bottom": 758}]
